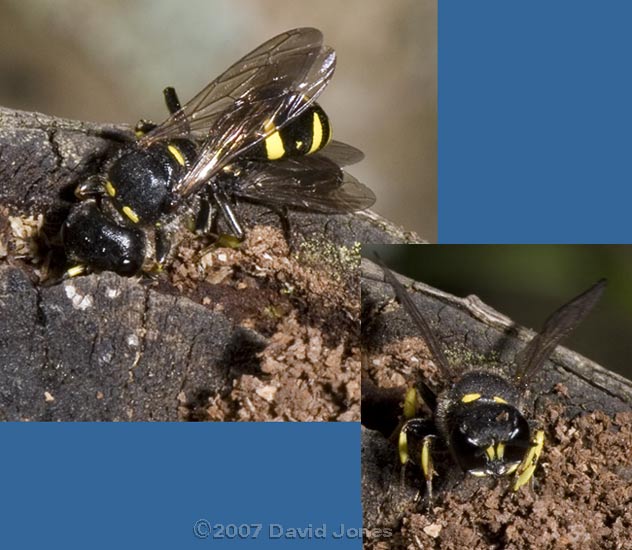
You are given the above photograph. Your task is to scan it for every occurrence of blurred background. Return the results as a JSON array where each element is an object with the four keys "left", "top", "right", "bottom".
[
  {"left": 0, "top": 0, "right": 437, "bottom": 241},
  {"left": 364, "top": 244, "right": 632, "bottom": 380}
]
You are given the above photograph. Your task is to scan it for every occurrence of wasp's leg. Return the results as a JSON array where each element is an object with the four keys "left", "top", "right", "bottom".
[
  {"left": 163, "top": 85, "right": 193, "bottom": 137},
  {"left": 266, "top": 204, "right": 293, "bottom": 245},
  {"left": 154, "top": 224, "right": 171, "bottom": 269},
  {"left": 195, "top": 197, "right": 214, "bottom": 236},
  {"left": 420, "top": 434, "right": 437, "bottom": 509},
  {"left": 211, "top": 188, "right": 245, "bottom": 241},
  {"left": 398, "top": 388, "right": 425, "bottom": 465},
  {"left": 398, "top": 387, "right": 428, "bottom": 466},
  {"left": 398, "top": 415, "right": 437, "bottom": 510},
  {"left": 194, "top": 189, "right": 242, "bottom": 249},
  {"left": 63, "top": 264, "right": 91, "bottom": 279},
  {"left": 250, "top": 202, "right": 302, "bottom": 250},
  {"left": 134, "top": 119, "right": 158, "bottom": 137},
  {"left": 74, "top": 175, "right": 110, "bottom": 200},
  {"left": 163, "top": 86, "right": 182, "bottom": 114},
  {"left": 403, "top": 387, "right": 422, "bottom": 420},
  {"left": 513, "top": 429, "right": 545, "bottom": 491},
  {"left": 134, "top": 87, "right": 183, "bottom": 137}
]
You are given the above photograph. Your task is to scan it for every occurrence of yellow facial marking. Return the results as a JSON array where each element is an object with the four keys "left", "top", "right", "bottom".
[
  {"left": 122, "top": 206, "right": 140, "bottom": 224},
  {"left": 403, "top": 387, "right": 419, "bottom": 420},
  {"left": 461, "top": 393, "right": 481, "bottom": 403},
  {"left": 307, "top": 111, "right": 324, "bottom": 155},
  {"left": 398, "top": 429, "right": 409, "bottom": 465},
  {"left": 105, "top": 181, "right": 116, "bottom": 197},
  {"left": 493, "top": 396, "right": 508, "bottom": 404},
  {"left": 496, "top": 442, "right": 505, "bottom": 460},
  {"left": 485, "top": 445, "right": 496, "bottom": 461},
  {"left": 167, "top": 144, "right": 186, "bottom": 166}
]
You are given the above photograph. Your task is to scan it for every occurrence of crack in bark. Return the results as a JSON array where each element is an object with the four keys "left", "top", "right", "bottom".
[
  {"left": 45, "top": 127, "right": 63, "bottom": 171},
  {"left": 127, "top": 284, "right": 150, "bottom": 385},
  {"left": 33, "top": 282, "right": 49, "bottom": 369}
]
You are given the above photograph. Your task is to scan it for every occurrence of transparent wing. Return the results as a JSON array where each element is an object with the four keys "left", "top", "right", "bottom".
[
  {"left": 377, "top": 259, "right": 455, "bottom": 381},
  {"left": 139, "top": 28, "right": 336, "bottom": 197},
  {"left": 233, "top": 154, "right": 375, "bottom": 213},
  {"left": 514, "top": 279, "right": 606, "bottom": 387},
  {"left": 139, "top": 28, "right": 329, "bottom": 144},
  {"left": 317, "top": 140, "right": 365, "bottom": 167}
]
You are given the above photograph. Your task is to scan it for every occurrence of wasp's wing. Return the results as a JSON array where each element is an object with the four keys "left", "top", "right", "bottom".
[
  {"left": 514, "top": 279, "right": 606, "bottom": 387},
  {"left": 139, "top": 28, "right": 329, "bottom": 144},
  {"left": 378, "top": 260, "right": 455, "bottom": 381},
  {"left": 318, "top": 140, "right": 365, "bottom": 166},
  {"left": 140, "top": 28, "right": 336, "bottom": 197},
  {"left": 233, "top": 155, "right": 375, "bottom": 213}
]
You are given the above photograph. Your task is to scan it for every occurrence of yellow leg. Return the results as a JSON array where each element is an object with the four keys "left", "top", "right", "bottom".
[
  {"left": 403, "top": 387, "right": 420, "bottom": 420},
  {"left": 398, "top": 428, "right": 410, "bottom": 465},
  {"left": 398, "top": 388, "right": 420, "bottom": 467},
  {"left": 513, "top": 430, "right": 545, "bottom": 491},
  {"left": 421, "top": 435, "right": 436, "bottom": 509},
  {"left": 65, "top": 265, "right": 87, "bottom": 278}
]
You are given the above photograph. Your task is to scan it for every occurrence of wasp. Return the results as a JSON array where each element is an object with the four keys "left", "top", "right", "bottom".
[
  {"left": 62, "top": 28, "right": 375, "bottom": 276},
  {"left": 378, "top": 262, "right": 605, "bottom": 508}
]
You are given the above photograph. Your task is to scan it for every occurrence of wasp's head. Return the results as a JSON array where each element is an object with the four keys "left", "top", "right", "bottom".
[
  {"left": 62, "top": 200, "right": 146, "bottom": 275},
  {"left": 449, "top": 401, "right": 531, "bottom": 478}
]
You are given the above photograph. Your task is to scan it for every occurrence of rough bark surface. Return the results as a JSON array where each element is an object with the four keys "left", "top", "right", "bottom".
[
  {"left": 0, "top": 266, "right": 236, "bottom": 421},
  {"left": 361, "top": 259, "right": 632, "bottom": 549}
]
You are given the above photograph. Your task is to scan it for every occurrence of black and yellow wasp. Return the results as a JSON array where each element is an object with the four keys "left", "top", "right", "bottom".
[
  {"left": 378, "top": 262, "right": 605, "bottom": 509},
  {"left": 62, "top": 28, "right": 375, "bottom": 276}
]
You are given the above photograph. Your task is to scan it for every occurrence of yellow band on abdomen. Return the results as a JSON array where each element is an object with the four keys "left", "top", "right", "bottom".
[
  {"left": 264, "top": 131, "right": 285, "bottom": 160},
  {"left": 307, "top": 111, "right": 324, "bottom": 155},
  {"left": 167, "top": 144, "right": 186, "bottom": 166},
  {"left": 263, "top": 119, "right": 286, "bottom": 160}
]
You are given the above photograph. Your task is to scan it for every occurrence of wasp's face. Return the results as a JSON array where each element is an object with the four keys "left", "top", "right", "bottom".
[{"left": 449, "top": 402, "right": 531, "bottom": 478}]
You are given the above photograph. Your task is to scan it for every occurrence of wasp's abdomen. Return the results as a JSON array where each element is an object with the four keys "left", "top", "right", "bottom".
[{"left": 251, "top": 103, "right": 332, "bottom": 161}]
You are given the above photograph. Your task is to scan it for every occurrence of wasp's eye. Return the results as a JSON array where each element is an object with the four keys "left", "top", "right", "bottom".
[
  {"left": 450, "top": 424, "right": 488, "bottom": 473},
  {"left": 501, "top": 417, "right": 532, "bottom": 464}
]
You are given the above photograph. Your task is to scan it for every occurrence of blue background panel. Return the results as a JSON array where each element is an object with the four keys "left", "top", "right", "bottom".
[
  {"left": 440, "top": 1, "right": 632, "bottom": 243},
  {"left": 0, "top": 423, "right": 361, "bottom": 549}
]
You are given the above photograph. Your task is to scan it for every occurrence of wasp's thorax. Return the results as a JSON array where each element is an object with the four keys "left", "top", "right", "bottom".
[
  {"left": 436, "top": 370, "right": 531, "bottom": 478},
  {"left": 105, "top": 141, "right": 198, "bottom": 225},
  {"left": 62, "top": 140, "right": 198, "bottom": 275}
]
